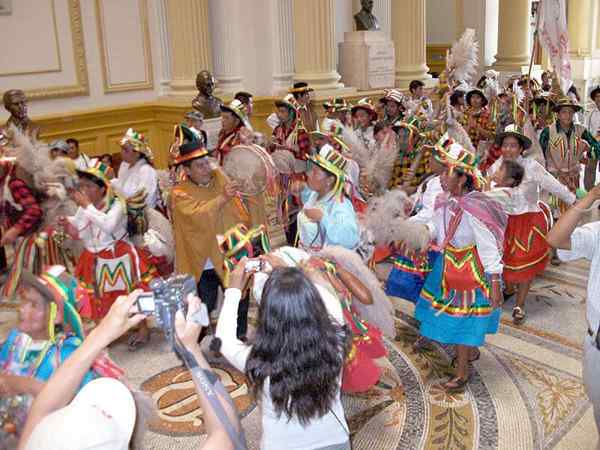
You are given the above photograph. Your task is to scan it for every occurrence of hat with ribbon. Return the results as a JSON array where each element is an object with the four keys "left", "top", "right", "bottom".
[
  {"left": 76, "top": 160, "right": 114, "bottom": 187},
  {"left": 170, "top": 124, "right": 211, "bottom": 166},
  {"left": 119, "top": 128, "right": 153, "bottom": 161},
  {"left": 218, "top": 223, "right": 271, "bottom": 287},
  {"left": 552, "top": 96, "right": 583, "bottom": 113},
  {"left": 495, "top": 124, "right": 532, "bottom": 150},
  {"left": 274, "top": 94, "right": 299, "bottom": 120},
  {"left": 379, "top": 89, "right": 405, "bottom": 106},
  {"left": 323, "top": 97, "right": 349, "bottom": 113},
  {"left": 220, "top": 99, "right": 252, "bottom": 129},
  {"left": 289, "top": 82, "right": 314, "bottom": 95},
  {"left": 309, "top": 144, "right": 348, "bottom": 198},
  {"left": 434, "top": 134, "right": 484, "bottom": 189},
  {"left": 49, "top": 140, "right": 70, "bottom": 155},
  {"left": 351, "top": 97, "right": 378, "bottom": 122}
]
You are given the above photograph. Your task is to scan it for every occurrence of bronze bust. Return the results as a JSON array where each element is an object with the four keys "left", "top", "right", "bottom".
[
  {"left": 2, "top": 89, "right": 40, "bottom": 140},
  {"left": 354, "top": 0, "right": 380, "bottom": 31},
  {"left": 192, "top": 70, "right": 223, "bottom": 119}
]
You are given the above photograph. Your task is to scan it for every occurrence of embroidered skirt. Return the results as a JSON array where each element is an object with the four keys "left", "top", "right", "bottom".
[
  {"left": 503, "top": 209, "right": 551, "bottom": 283},
  {"left": 75, "top": 240, "right": 158, "bottom": 321},
  {"left": 415, "top": 245, "right": 500, "bottom": 347},
  {"left": 385, "top": 249, "right": 439, "bottom": 303}
]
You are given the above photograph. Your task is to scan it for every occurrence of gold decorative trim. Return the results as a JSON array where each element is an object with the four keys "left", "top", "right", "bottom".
[
  {"left": 0, "top": 0, "right": 63, "bottom": 76},
  {"left": 95, "top": 0, "right": 154, "bottom": 93},
  {"left": 18, "top": 0, "right": 89, "bottom": 100}
]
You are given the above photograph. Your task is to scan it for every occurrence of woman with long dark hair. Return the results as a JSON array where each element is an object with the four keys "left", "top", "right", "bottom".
[{"left": 216, "top": 261, "right": 351, "bottom": 450}]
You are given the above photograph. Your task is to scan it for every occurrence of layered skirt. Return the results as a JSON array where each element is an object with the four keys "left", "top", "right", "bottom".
[
  {"left": 415, "top": 244, "right": 500, "bottom": 347},
  {"left": 503, "top": 208, "right": 551, "bottom": 284}
]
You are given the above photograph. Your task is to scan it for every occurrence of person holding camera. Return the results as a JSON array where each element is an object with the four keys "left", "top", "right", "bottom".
[
  {"left": 18, "top": 289, "right": 246, "bottom": 450},
  {"left": 216, "top": 258, "right": 351, "bottom": 450},
  {"left": 546, "top": 184, "right": 600, "bottom": 435}
]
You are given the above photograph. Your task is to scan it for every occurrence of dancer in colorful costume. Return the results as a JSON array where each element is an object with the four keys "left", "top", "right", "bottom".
[
  {"left": 350, "top": 98, "right": 378, "bottom": 152},
  {"left": 488, "top": 125, "right": 575, "bottom": 324},
  {"left": 219, "top": 223, "right": 392, "bottom": 393},
  {"left": 0, "top": 266, "right": 121, "bottom": 444},
  {"left": 296, "top": 144, "right": 359, "bottom": 251},
  {"left": 269, "top": 94, "right": 311, "bottom": 161},
  {"left": 62, "top": 162, "right": 158, "bottom": 327},
  {"left": 414, "top": 137, "right": 507, "bottom": 393},
  {"left": 216, "top": 99, "right": 252, "bottom": 164},
  {"left": 289, "top": 82, "right": 319, "bottom": 133}
]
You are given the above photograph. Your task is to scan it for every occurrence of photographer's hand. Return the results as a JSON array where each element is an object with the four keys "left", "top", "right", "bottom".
[
  {"left": 229, "top": 257, "right": 253, "bottom": 291},
  {"left": 93, "top": 290, "right": 147, "bottom": 348},
  {"left": 175, "top": 294, "right": 204, "bottom": 351}
]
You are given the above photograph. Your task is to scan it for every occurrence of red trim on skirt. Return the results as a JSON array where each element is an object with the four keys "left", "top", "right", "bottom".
[
  {"left": 75, "top": 240, "right": 158, "bottom": 321},
  {"left": 503, "top": 211, "right": 550, "bottom": 283}
]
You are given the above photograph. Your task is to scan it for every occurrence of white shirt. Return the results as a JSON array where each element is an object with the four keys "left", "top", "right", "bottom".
[
  {"left": 428, "top": 205, "right": 503, "bottom": 274},
  {"left": 111, "top": 159, "right": 158, "bottom": 208},
  {"left": 410, "top": 175, "right": 442, "bottom": 225},
  {"left": 557, "top": 221, "right": 600, "bottom": 332},
  {"left": 68, "top": 201, "right": 128, "bottom": 253},
  {"left": 216, "top": 259, "right": 349, "bottom": 449},
  {"left": 585, "top": 104, "right": 600, "bottom": 139},
  {"left": 404, "top": 96, "right": 434, "bottom": 120},
  {"left": 489, "top": 156, "right": 575, "bottom": 215},
  {"left": 73, "top": 153, "right": 96, "bottom": 171}
]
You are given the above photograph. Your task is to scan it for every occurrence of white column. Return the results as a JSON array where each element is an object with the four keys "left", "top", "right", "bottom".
[
  {"left": 165, "top": 0, "right": 212, "bottom": 96},
  {"left": 154, "top": 0, "right": 172, "bottom": 95},
  {"left": 271, "top": 0, "right": 294, "bottom": 95},
  {"left": 293, "top": 0, "right": 344, "bottom": 91},
  {"left": 391, "top": 0, "right": 431, "bottom": 88},
  {"left": 209, "top": 0, "right": 244, "bottom": 94},
  {"left": 492, "top": 0, "right": 530, "bottom": 72}
]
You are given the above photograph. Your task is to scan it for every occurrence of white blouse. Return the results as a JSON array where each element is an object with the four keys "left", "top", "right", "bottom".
[
  {"left": 489, "top": 156, "right": 575, "bottom": 215},
  {"left": 216, "top": 275, "right": 349, "bottom": 450},
  {"left": 68, "top": 201, "right": 128, "bottom": 253},
  {"left": 111, "top": 159, "right": 158, "bottom": 208},
  {"left": 428, "top": 205, "right": 503, "bottom": 274}
]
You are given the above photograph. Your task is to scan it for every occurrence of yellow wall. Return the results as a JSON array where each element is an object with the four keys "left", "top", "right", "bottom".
[{"left": 34, "top": 92, "right": 390, "bottom": 169}]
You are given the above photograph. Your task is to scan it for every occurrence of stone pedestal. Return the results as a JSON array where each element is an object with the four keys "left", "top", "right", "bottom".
[
  {"left": 204, "top": 117, "right": 222, "bottom": 151},
  {"left": 339, "top": 31, "right": 395, "bottom": 91}
]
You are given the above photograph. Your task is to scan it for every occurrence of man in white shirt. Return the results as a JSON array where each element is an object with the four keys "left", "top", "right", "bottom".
[
  {"left": 585, "top": 87, "right": 600, "bottom": 187},
  {"left": 547, "top": 184, "right": 600, "bottom": 436},
  {"left": 66, "top": 138, "right": 95, "bottom": 171}
]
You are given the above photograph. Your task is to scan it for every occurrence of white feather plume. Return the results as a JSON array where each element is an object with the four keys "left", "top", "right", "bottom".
[{"left": 446, "top": 28, "right": 479, "bottom": 86}]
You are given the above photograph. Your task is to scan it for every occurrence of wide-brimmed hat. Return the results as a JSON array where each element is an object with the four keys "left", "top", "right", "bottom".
[
  {"left": 24, "top": 378, "right": 136, "bottom": 450},
  {"left": 119, "top": 128, "right": 153, "bottom": 161},
  {"left": 434, "top": 134, "right": 484, "bottom": 189},
  {"left": 552, "top": 96, "right": 583, "bottom": 113},
  {"left": 495, "top": 124, "right": 532, "bottom": 150},
  {"left": 309, "top": 144, "right": 348, "bottom": 197},
  {"left": 289, "top": 82, "right": 314, "bottom": 95},
  {"left": 274, "top": 94, "right": 299, "bottom": 119},
  {"left": 323, "top": 97, "right": 349, "bottom": 113},
  {"left": 309, "top": 130, "right": 330, "bottom": 145},
  {"left": 380, "top": 89, "right": 405, "bottom": 106},
  {"left": 171, "top": 124, "right": 211, "bottom": 166},
  {"left": 184, "top": 110, "right": 204, "bottom": 122},
  {"left": 351, "top": 98, "right": 378, "bottom": 122},
  {"left": 590, "top": 86, "right": 600, "bottom": 101},
  {"left": 76, "top": 160, "right": 114, "bottom": 187},
  {"left": 220, "top": 99, "right": 251, "bottom": 129},
  {"left": 466, "top": 89, "right": 488, "bottom": 107}
]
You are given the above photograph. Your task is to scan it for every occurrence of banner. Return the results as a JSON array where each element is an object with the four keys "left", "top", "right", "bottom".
[{"left": 537, "top": 0, "right": 572, "bottom": 94}]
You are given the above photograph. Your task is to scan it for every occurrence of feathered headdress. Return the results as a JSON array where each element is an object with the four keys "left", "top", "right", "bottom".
[{"left": 444, "top": 28, "right": 479, "bottom": 87}]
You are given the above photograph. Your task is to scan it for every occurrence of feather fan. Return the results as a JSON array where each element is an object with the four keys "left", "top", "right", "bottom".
[{"left": 446, "top": 28, "right": 479, "bottom": 86}]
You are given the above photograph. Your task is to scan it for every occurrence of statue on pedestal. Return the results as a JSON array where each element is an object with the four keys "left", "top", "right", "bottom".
[
  {"left": 3, "top": 89, "right": 40, "bottom": 141},
  {"left": 192, "top": 70, "right": 223, "bottom": 119},
  {"left": 354, "top": 0, "right": 380, "bottom": 31}
]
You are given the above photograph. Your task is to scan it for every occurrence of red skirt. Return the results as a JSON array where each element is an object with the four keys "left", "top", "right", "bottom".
[
  {"left": 503, "top": 210, "right": 550, "bottom": 283},
  {"left": 75, "top": 240, "right": 158, "bottom": 321}
]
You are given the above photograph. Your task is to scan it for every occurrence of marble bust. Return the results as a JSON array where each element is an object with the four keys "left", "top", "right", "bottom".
[
  {"left": 354, "top": 0, "right": 380, "bottom": 31},
  {"left": 192, "top": 70, "right": 223, "bottom": 119}
]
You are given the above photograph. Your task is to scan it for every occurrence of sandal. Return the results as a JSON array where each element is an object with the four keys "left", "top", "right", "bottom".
[
  {"left": 441, "top": 375, "right": 470, "bottom": 394},
  {"left": 512, "top": 306, "right": 526, "bottom": 325},
  {"left": 128, "top": 331, "right": 150, "bottom": 352},
  {"left": 450, "top": 348, "right": 481, "bottom": 367}
]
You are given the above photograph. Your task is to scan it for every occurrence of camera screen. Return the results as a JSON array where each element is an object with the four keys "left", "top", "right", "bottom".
[{"left": 137, "top": 293, "right": 156, "bottom": 313}]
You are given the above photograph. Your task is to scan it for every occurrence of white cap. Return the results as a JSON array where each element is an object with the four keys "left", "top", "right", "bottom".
[{"left": 24, "top": 378, "right": 136, "bottom": 450}]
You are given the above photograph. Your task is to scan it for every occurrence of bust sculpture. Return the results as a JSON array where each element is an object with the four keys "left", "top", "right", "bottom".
[
  {"left": 192, "top": 70, "right": 223, "bottom": 119},
  {"left": 354, "top": 0, "right": 380, "bottom": 31},
  {"left": 3, "top": 89, "right": 40, "bottom": 140}
]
